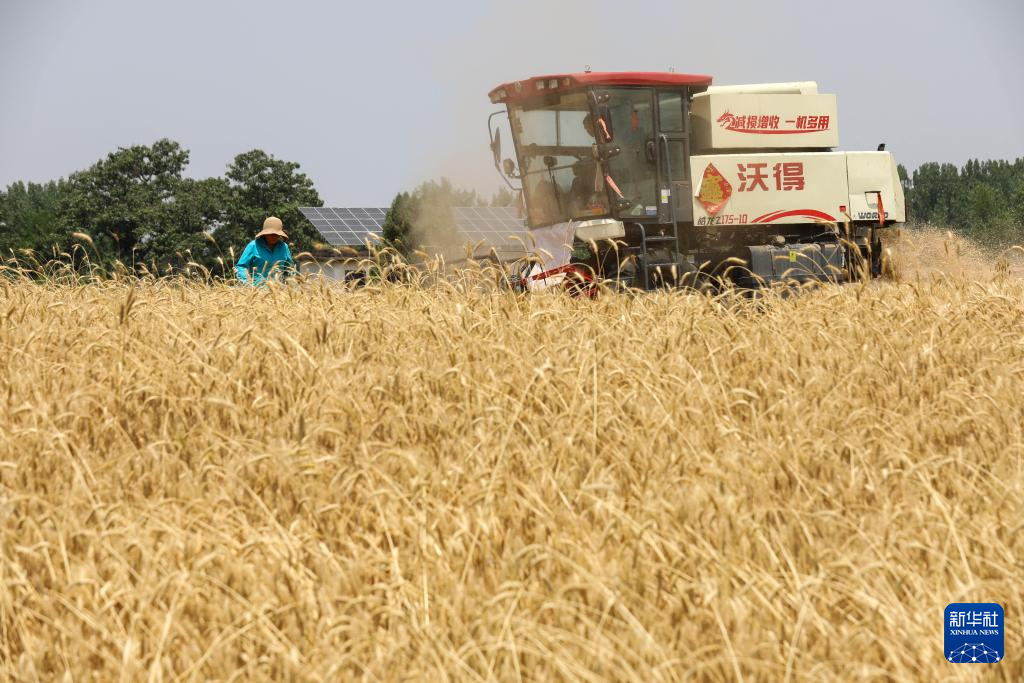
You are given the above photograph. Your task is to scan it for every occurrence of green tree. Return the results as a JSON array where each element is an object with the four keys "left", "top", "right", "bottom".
[
  {"left": 59, "top": 139, "right": 217, "bottom": 268},
  {"left": 1010, "top": 181, "right": 1024, "bottom": 229},
  {"left": 968, "top": 184, "right": 1000, "bottom": 226},
  {"left": 968, "top": 183, "right": 1015, "bottom": 245},
  {"left": 382, "top": 191, "right": 415, "bottom": 254},
  {"left": 909, "top": 162, "right": 962, "bottom": 227},
  {"left": 143, "top": 177, "right": 230, "bottom": 273},
  {"left": 217, "top": 150, "right": 323, "bottom": 257},
  {"left": 0, "top": 180, "right": 67, "bottom": 256}
]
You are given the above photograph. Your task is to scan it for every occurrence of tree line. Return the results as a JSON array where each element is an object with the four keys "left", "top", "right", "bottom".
[
  {"left": 899, "top": 158, "right": 1024, "bottom": 245},
  {"left": 0, "top": 139, "right": 323, "bottom": 275}
]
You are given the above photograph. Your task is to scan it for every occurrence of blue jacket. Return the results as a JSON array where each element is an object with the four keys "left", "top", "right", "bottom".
[{"left": 235, "top": 238, "right": 294, "bottom": 284}]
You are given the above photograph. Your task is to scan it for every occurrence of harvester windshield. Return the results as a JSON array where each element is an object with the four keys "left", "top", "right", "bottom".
[{"left": 509, "top": 89, "right": 657, "bottom": 227}]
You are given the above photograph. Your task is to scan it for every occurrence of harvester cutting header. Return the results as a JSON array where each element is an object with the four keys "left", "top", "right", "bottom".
[{"left": 486, "top": 72, "right": 904, "bottom": 289}]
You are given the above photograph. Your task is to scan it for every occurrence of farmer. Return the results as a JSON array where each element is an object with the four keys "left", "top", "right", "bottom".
[{"left": 235, "top": 216, "right": 295, "bottom": 284}]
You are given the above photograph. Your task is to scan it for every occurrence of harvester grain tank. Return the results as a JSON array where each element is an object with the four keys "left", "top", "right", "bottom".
[{"left": 486, "top": 72, "right": 905, "bottom": 289}]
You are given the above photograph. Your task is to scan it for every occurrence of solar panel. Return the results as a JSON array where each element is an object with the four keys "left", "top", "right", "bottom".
[
  {"left": 452, "top": 206, "right": 528, "bottom": 248},
  {"left": 299, "top": 207, "right": 387, "bottom": 247},
  {"left": 299, "top": 205, "right": 527, "bottom": 250}
]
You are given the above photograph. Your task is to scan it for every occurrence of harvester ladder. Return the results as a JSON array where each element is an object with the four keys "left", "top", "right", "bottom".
[{"left": 637, "top": 134, "right": 684, "bottom": 289}]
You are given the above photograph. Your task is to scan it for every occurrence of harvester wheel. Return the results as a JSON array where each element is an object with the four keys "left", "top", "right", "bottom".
[{"left": 870, "top": 231, "right": 883, "bottom": 278}]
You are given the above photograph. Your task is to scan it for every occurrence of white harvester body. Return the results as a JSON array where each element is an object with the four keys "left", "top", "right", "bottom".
[{"left": 688, "top": 82, "right": 905, "bottom": 228}]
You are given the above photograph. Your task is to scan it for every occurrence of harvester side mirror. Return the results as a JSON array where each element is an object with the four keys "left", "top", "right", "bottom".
[
  {"left": 645, "top": 140, "right": 656, "bottom": 163},
  {"left": 502, "top": 158, "right": 516, "bottom": 177},
  {"left": 491, "top": 128, "right": 502, "bottom": 165}
]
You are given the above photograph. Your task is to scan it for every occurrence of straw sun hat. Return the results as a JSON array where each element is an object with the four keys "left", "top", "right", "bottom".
[{"left": 256, "top": 216, "right": 288, "bottom": 239}]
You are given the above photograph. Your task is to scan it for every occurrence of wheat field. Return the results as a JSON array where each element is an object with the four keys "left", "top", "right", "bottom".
[{"left": 1, "top": 230, "right": 1023, "bottom": 681}]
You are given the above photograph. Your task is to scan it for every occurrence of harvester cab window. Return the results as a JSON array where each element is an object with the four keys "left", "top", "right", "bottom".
[
  {"left": 600, "top": 89, "right": 657, "bottom": 217},
  {"left": 658, "top": 92, "right": 686, "bottom": 132},
  {"left": 558, "top": 110, "right": 593, "bottom": 146},
  {"left": 510, "top": 92, "right": 610, "bottom": 227},
  {"left": 664, "top": 141, "right": 688, "bottom": 182}
]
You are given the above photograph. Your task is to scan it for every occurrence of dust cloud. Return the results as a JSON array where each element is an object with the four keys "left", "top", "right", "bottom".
[
  {"left": 409, "top": 194, "right": 470, "bottom": 262},
  {"left": 884, "top": 225, "right": 1024, "bottom": 281},
  {"left": 400, "top": 179, "right": 523, "bottom": 266}
]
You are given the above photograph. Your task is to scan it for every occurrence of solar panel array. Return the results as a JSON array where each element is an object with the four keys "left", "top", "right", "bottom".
[
  {"left": 452, "top": 206, "right": 529, "bottom": 248},
  {"left": 299, "top": 206, "right": 528, "bottom": 250},
  {"left": 299, "top": 207, "right": 387, "bottom": 247}
]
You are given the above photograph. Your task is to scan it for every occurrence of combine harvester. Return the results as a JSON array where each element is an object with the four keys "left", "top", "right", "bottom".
[{"left": 486, "top": 72, "right": 905, "bottom": 290}]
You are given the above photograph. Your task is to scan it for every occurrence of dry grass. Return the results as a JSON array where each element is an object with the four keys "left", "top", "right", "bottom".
[{"left": 1, "top": 232, "right": 1023, "bottom": 681}]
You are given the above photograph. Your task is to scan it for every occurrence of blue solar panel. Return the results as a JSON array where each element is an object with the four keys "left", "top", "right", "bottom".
[
  {"left": 299, "top": 207, "right": 386, "bottom": 247},
  {"left": 299, "top": 206, "right": 527, "bottom": 249},
  {"left": 452, "top": 206, "right": 528, "bottom": 247}
]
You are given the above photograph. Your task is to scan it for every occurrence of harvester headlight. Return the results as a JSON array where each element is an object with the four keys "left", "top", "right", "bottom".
[
  {"left": 548, "top": 79, "right": 559, "bottom": 90},
  {"left": 536, "top": 80, "right": 546, "bottom": 90}
]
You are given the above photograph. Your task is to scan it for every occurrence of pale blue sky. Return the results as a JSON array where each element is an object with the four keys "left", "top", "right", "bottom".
[{"left": 2, "top": 0, "right": 1022, "bottom": 205}]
